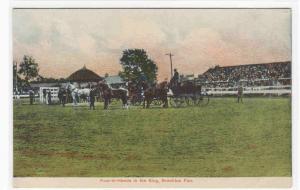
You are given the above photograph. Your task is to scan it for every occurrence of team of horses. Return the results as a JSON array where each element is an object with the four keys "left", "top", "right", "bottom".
[{"left": 64, "top": 80, "right": 203, "bottom": 110}]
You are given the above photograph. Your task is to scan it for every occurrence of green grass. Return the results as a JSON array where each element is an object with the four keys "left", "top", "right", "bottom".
[{"left": 13, "top": 97, "right": 291, "bottom": 177}]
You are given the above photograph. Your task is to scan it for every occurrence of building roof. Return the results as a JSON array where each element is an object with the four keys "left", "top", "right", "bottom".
[
  {"left": 105, "top": 75, "right": 124, "bottom": 85},
  {"left": 67, "top": 65, "right": 103, "bottom": 82}
]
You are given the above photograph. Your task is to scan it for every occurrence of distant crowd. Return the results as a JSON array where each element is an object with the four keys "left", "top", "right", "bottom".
[{"left": 197, "top": 61, "right": 291, "bottom": 88}]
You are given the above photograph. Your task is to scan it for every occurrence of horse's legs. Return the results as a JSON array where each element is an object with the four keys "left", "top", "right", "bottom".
[
  {"left": 163, "top": 97, "right": 168, "bottom": 108},
  {"left": 72, "top": 92, "right": 76, "bottom": 106},
  {"left": 75, "top": 94, "right": 78, "bottom": 105},
  {"left": 143, "top": 98, "right": 146, "bottom": 108},
  {"left": 146, "top": 99, "right": 151, "bottom": 108},
  {"left": 125, "top": 99, "right": 129, "bottom": 109},
  {"left": 123, "top": 95, "right": 129, "bottom": 109},
  {"left": 62, "top": 98, "right": 66, "bottom": 107}
]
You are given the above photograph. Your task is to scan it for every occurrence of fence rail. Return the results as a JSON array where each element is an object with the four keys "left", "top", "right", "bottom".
[
  {"left": 204, "top": 85, "right": 291, "bottom": 96},
  {"left": 13, "top": 94, "right": 39, "bottom": 99},
  {"left": 13, "top": 85, "right": 292, "bottom": 99}
]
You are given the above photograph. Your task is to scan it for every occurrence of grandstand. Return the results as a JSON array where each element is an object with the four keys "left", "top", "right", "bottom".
[{"left": 195, "top": 61, "right": 291, "bottom": 96}]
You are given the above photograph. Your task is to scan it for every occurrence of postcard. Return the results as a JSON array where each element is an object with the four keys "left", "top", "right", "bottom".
[{"left": 12, "top": 8, "right": 292, "bottom": 188}]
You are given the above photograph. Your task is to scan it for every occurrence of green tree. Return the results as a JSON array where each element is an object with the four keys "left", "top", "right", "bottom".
[
  {"left": 18, "top": 55, "right": 39, "bottom": 84},
  {"left": 119, "top": 49, "right": 158, "bottom": 84}
]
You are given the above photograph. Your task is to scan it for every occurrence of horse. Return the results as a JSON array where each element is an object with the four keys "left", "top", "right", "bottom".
[
  {"left": 128, "top": 81, "right": 144, "bottom": 106},
  {"left": 77, "top": 88, "right": 91, "bottom": 102},
  {"left": 65, "top": 83, "right": 79, "bottom": 106},
  {"left": 65, "top": 83, "right": 91, "bottom": 105},
  {"left": 143, "top": 81, "right": 169, "bottom": 108},
  {"left": 97, "top": 81, "right": 128, "bottom": 109}
]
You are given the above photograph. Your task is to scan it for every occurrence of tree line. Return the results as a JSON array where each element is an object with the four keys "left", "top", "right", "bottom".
[{"left": 14, "top": 49, "right": 158, "bottom": 91}]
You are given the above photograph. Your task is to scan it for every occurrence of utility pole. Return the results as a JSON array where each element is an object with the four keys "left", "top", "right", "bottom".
[{"left": 166, "top": 53, "right": 174, "bottom": 79}]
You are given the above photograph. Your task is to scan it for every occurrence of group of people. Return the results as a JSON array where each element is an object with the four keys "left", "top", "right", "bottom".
[
  {"left": 25, "top": 64, "right": 249, "bottom": 107},
  {"left": 59, "top": 84, "right": 98, "bottom": 110},
  {"left": 41, "top": 89, "right": 55, "bottom": 105},
  {"left": 199, "top": 62, "right": 291, "bottom": 88}
]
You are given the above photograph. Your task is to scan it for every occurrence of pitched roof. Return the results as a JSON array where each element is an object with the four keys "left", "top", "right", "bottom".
[{"left": 67, "top": 65, "right": 103, "bottom": 82}]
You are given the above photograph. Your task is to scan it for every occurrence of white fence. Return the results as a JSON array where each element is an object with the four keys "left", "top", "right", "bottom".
[
  {"left": 39, "top": 87, "right": 60, "bottom": 103},
  {"left": 13, "top": 94, "right": 39, "bottom": 99},
  {"left": 204, "top": 85, "right": 291, "bottom": 96}
]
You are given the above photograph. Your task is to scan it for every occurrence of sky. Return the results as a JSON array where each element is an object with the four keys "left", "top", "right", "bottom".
[{"left": 13, "top": 9, "right": 291, "bottom": 81}]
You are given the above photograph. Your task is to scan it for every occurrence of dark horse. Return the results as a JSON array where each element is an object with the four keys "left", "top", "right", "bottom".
[
  {"left": 143, "top": 81, "right": 169, "bottom": 108},
  {"left": 97, "top": 81, "right": 128, "bottom": 109},
  {"left": 128, "top": 81, "right": 145, "bottom": 105}
]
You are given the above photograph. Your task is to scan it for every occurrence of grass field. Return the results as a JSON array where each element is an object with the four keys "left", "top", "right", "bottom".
[{"left": 13, "top": 97, "right": 291, "bottom": 177}]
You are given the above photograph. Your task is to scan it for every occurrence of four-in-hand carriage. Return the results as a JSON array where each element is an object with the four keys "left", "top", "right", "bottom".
[
  {"left": 128, "top": 80, "right": 210, "bottom": 108},
  {"left": 168, "top": 81, "right": 210, "bottom": 108}
]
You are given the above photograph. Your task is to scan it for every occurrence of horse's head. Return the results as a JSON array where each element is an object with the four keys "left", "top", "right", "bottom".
[
  {"left": 91, "top": 85, "right": 100, "bottom": 93},
  {"left": 158, "top": 81, "right": 169, "bottom": 91},
  {"left": 65, "top": 83, "right": 72, "bottom": 90},
  {"left": 97, "top": 81, "right": 109, "bottom": 91}
]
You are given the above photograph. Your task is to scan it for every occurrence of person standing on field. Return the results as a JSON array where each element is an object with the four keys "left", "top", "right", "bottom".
[
  {"left": 89, "top": 87, "right": 96, "bottom": 110},
  {"left": 58, "top": 88, "right": 63, "bottom": 105},
  {"left": 29, "top": 89, "right": 34, "bottom": 105},
  {"left": 237, "top": 85, "right": 243, "bottom": 103},
  {"left": 43, "top": 89, "right": 47, "bottom": 104},
  {"left": 47, "top": 90, "right": 52, "bottom": 105},
  {"left": 61, "top": 88, "right": 67, "bottom": 107}
]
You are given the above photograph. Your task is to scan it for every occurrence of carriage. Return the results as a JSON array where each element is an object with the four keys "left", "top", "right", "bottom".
[
  {"left": 168, "top": 80, "right": 210, "bottom": 108},
  {"left": 128, "top": 80, "right": 209, "bottom": 108},
  {"left": 129, "top": 91, "right": 161, "bottom": 106}
]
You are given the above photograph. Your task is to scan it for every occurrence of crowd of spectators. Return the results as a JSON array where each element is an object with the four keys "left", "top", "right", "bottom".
[{"left": 197, "top": 61, "right": 291, "bottom": 88}]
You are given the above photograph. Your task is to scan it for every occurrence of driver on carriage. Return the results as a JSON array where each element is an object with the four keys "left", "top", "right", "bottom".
[
  {"left": 170, "top": 68, "right": 179, "bottom": 88},
  {"left": 138, "top": 70, "right": 148, "bottom": 94}
]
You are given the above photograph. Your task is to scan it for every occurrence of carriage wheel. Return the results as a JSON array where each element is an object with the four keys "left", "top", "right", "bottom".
[
  {"left": 130, "top": 96, "right": 143, "bottom": 106},
  {"left": 169, "top": 96, "right": 185, "bottom": 108},
  {"left": 132, "top": 99, "right": 142, "bottom": 106},
  {"left": 152, "top": 99, "right": 162, "bottom": 106},
  {"left": 185, "top": 96, "right": 199, "bottom": 106},
  {"left": 133, "top": 101, "right": 142, "bottom": 106},
  {"left": 197, "top": 95, "right": 210, "bottom": 106}
]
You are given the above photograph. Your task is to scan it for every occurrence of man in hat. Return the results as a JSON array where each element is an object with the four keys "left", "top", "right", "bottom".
[
  {"left": 138, "top": 71, "right": 148, "bottom": 94},
  {"left": 61, "top": 88, "right": 67, "bottom": 107},
  {"left": 89, "top": 86, "right": 96, "bottom": 110},
  {"left": 42, "top": 88, "right": 47, "bottom": 104},
  {"left": 29, "top": 89, "right": 35, "bottom": 105},
  {"left": 47, "top": 90, "right": 52, "bottom": 105},
  {"left": 237, "top": 84, "right": 243, "bottom": 103},
  {"left": 171, "top": 68, "right": 179, "bottom": 88}
]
